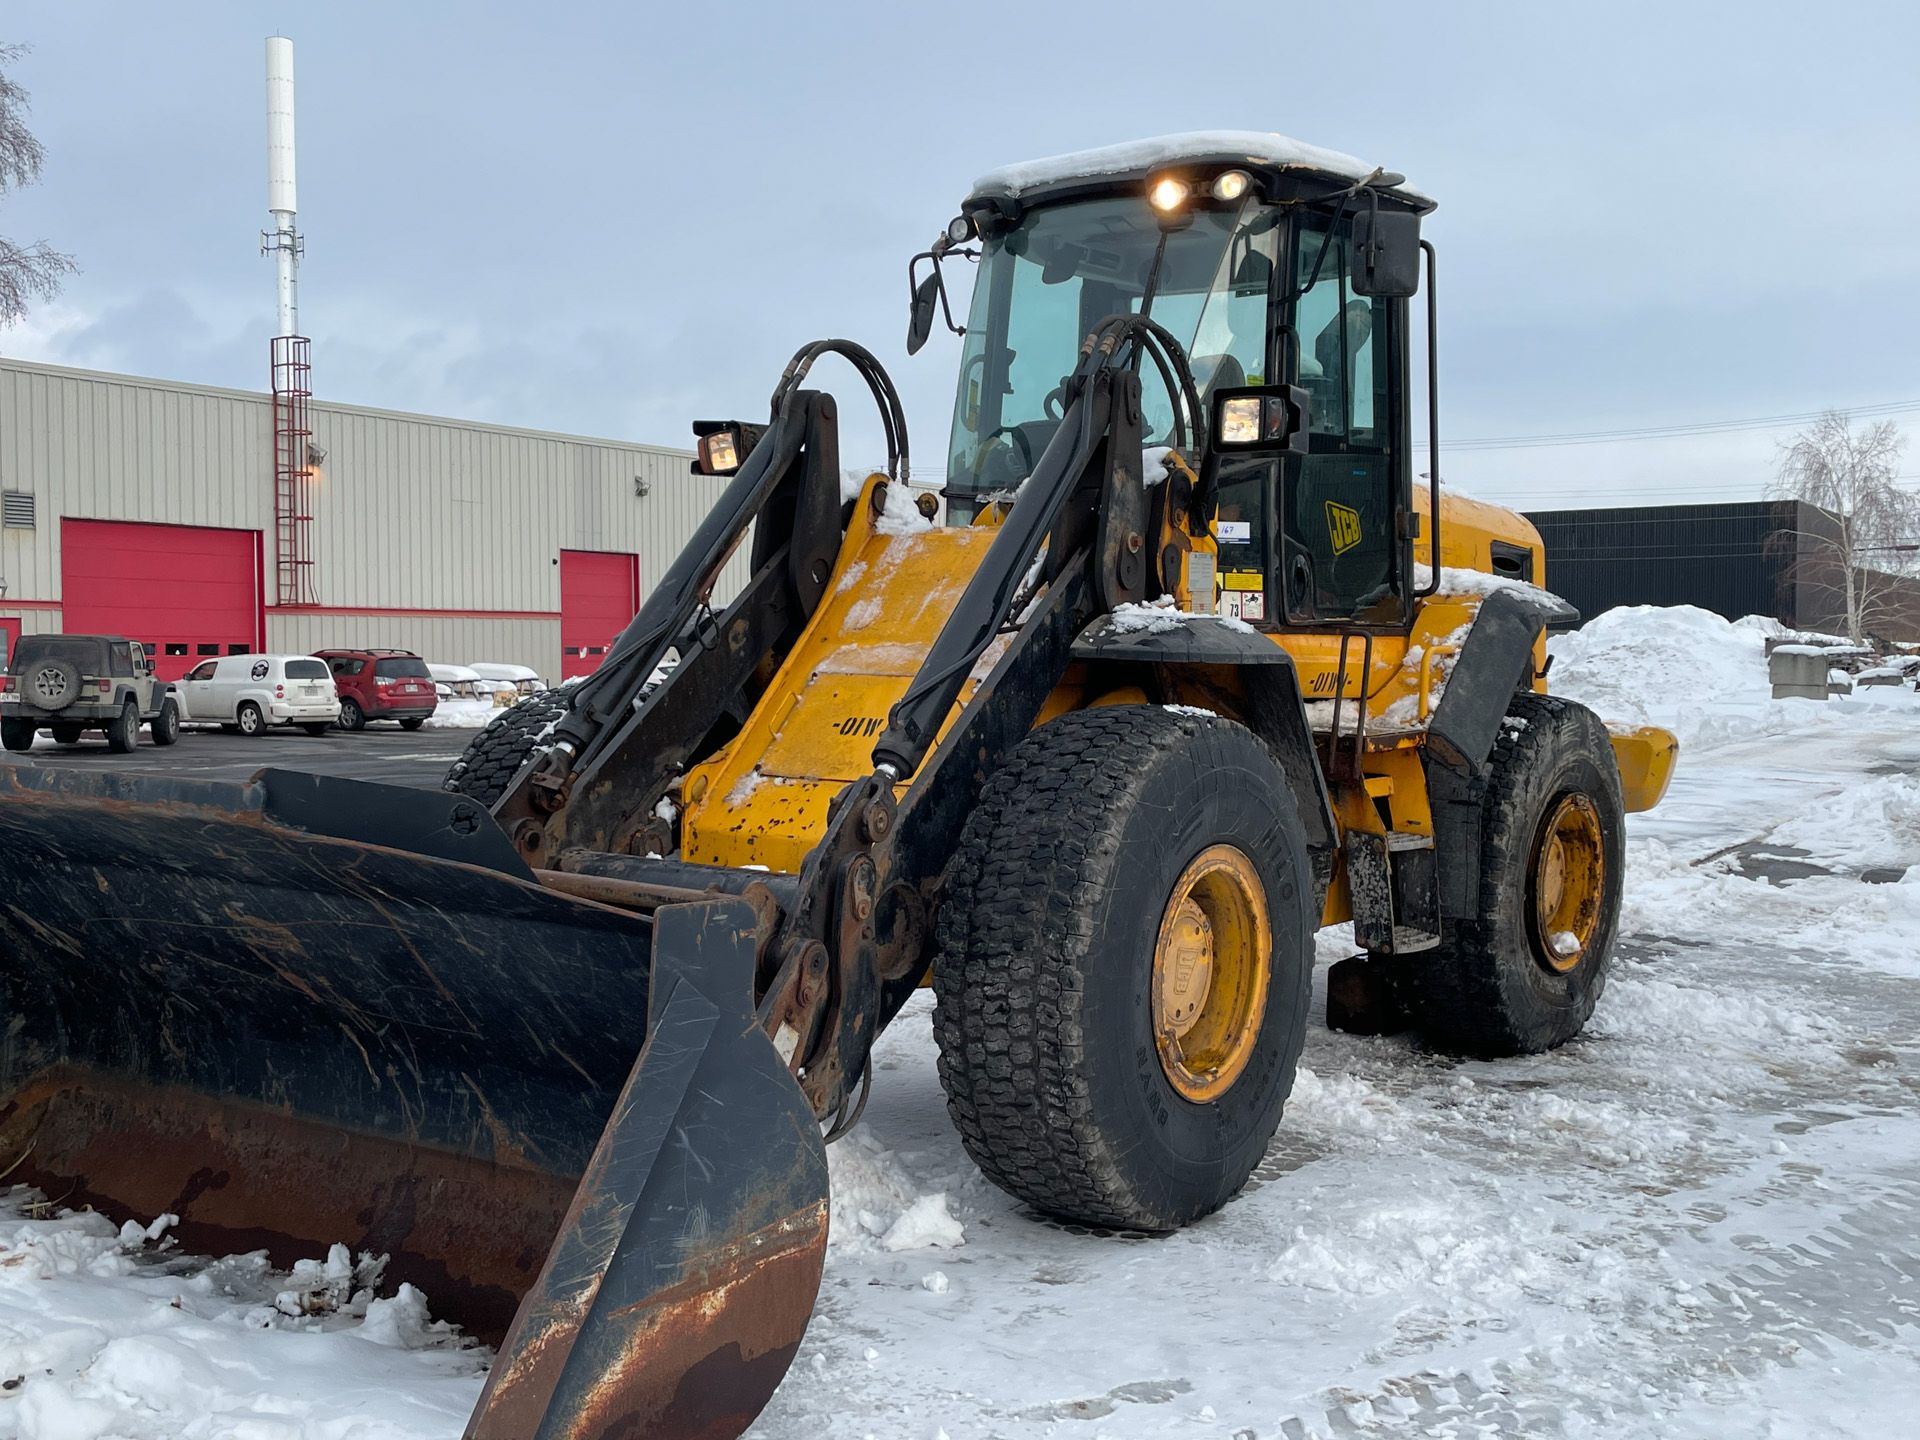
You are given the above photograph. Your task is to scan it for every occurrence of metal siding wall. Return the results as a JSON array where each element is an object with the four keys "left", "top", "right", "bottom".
[
  {"left": 1, "top": 359, "right": 744, "bottom": 670},
  {"left": 1527, "top": 502, "right": 1789, "bottom": 624}
]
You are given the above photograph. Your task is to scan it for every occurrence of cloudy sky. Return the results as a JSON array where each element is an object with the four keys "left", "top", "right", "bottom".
[{"left": 2, "top": 2, "right": 1917, "bottom": 510}]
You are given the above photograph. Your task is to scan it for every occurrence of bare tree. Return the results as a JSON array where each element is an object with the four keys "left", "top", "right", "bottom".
[
  {"left": 0, "top": 42, "right": 74, "bottom": 328},
  {"left": 1768, "top": 410, "right": 1920, "bottom": 642}
]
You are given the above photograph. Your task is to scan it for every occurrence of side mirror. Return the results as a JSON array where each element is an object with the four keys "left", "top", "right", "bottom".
[
  {"left": 1211, "top": 385, "right": 1311, "bottom": 455},
  {"left": 1350, "top": 208, "right": 1421, "bottom": 299},
  {"left": 907, "top": 273, "right": 941, "bottom": 355}
]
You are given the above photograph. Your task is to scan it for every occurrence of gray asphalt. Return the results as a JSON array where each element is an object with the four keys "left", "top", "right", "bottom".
[{"left": 0, "top": 722, "right": 475, "bottom": 790}]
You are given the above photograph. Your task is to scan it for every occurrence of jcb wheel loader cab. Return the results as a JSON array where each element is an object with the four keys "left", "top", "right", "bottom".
[{"left": 934, "top": 708, "right": 1313, "bottom": 1231}]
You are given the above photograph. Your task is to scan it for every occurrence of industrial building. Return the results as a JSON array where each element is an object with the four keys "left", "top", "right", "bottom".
[
  {"left": 0, "top": 354, "right": 737, "bottom": 680},
  {"left": 0, "top": 39, "right": 743, "bottom": 682},
  {"left": 1528, "top": 499, "right": 1920, "bottom": 641}
]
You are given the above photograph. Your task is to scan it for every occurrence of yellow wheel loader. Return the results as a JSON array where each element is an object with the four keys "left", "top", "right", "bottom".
[{"left": 0, "top": 132, "right": 1678, "bottom": 1437}]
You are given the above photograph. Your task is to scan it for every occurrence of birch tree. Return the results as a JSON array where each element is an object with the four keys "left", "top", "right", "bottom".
[{"left": 1769, "top": 411, "right": 1918, "bottom": 642}]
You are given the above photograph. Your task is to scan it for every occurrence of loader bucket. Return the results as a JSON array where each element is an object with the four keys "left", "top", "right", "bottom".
[{"left": 0, "top": 764, "right": 828, "bottom": 1438}]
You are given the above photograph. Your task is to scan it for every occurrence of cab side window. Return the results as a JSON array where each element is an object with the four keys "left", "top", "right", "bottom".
[{"left": 186, "top": 661, "right": 218, "bottom": 682}]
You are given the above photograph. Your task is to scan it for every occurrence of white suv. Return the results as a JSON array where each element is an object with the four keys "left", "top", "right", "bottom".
[{"left": 175, "top": 654, "right": 342, "bottom": 736}]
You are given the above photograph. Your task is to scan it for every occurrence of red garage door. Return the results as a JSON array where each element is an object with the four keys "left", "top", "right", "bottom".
[
  {"left": 0, "top": 617, "right": 18, "bottom": 670},
  {"left": 62, "top": 520, "right": 264, "bottom": 681},
  {"left": 560, "top": 549, "right": 639, "bottom": 681}
]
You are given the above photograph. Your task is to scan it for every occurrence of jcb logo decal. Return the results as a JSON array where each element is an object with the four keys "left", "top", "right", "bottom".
[
  {"left": 1325, "top": 501, "right": 1362, "bottom": 555},
  {"left": 837, "top": 715, "right": 886, "bottom": 738}
]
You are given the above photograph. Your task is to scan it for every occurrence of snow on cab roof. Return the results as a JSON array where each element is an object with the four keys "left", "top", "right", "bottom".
[{"left": 971, "top": 130, "right": 1430, "bottom": 207}]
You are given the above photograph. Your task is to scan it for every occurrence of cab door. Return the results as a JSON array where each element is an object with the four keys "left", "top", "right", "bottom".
[{"left": 1275, "top": 213, "right": 1410, "bottom": 628}]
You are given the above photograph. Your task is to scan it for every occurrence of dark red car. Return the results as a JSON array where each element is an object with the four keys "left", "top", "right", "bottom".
[{"left": 316, "top": 648, "right": 439, "bottom": 731}]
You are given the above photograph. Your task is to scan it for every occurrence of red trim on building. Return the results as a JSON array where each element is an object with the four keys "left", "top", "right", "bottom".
[
  {"left": 0, "top": 600, "right": 65, "bottom": 610},
  {"left": 270, "top": 605, "right": 562, "bottom": 620}
]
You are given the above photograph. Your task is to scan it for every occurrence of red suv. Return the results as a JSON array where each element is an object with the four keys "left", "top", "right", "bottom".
[{"left": 317, "top": 648, "right": 440, "bottom": 731}]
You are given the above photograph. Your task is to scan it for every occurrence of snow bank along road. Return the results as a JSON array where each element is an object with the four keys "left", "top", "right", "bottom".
[{"left": 2, "top": 606, "right": 1917, "bottom": 1438}]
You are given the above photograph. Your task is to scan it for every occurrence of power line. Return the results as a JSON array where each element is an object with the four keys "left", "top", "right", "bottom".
[{"left": 1414, "top": 398, "right": 1920, "bottom": 452}]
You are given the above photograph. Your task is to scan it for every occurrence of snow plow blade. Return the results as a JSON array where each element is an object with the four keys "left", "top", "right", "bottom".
[{"left": 0, "top": 765, "right": 829, "bottom": 1439}]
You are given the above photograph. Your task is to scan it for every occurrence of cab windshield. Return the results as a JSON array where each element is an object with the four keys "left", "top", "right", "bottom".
[{"left": 945, "top": 195, "right": 1278, "bottom": 520}]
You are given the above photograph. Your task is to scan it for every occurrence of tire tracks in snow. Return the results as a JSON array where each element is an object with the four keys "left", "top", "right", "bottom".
[{"left": 1263, "top": 1135, "right": 1920, "bottom": 1435}]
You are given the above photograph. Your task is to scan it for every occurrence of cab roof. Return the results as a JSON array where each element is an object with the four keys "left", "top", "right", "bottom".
[{"left": 968, "top": 130, "right": 1433, "bottom": 211}]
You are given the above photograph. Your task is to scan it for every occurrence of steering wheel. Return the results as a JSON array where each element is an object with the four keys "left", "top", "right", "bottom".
[{"left": 980, "top": 424, "right": 1037, "bottom": 478}]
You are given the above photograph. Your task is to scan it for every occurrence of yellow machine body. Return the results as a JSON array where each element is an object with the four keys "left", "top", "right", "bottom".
[{"left": 680, "top": 473, "right": 1677, "bottom": 931}]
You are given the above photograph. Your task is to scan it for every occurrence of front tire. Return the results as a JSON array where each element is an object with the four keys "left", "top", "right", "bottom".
[
  {"left": 51, "top": 723, "right": 85, "bottom": 745},
  {"left": 932, "top": 706, "right": 1313, "bottom": 1232},
  {"left": 149, "top": 699, "right": 181, "bottom": 747},
  {"left": 400, "top": 717, "right": 426, "bottom": 732},
  {"left": 301, "top": 722, "right": 332, "bottom": 737},
  {"left": 236, "top": 702, "right": 265, "bottom": 738},
  {"left": 337, "top": 698, "right": 365, "bottom": 732},
  {"left": 1405, "top": 692, "right": 1625, "bottom": 1057},
  {"left": 106, "top": 701, "right": 140, "bottom": 754}
]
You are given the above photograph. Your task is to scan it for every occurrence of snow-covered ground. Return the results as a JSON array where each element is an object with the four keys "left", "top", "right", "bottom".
[{"left": 5, "top": 605, "right": 1919, "bottom": 1438}]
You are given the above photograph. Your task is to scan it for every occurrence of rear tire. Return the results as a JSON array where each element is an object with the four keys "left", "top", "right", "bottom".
[
  {"left": 236, "top": 702, "right": 265, "bottom": 738},
  {"left": 106, "top": 701, "right": 140, "bottom": 754},
  {"left": 445, "top": 689, "right": 570, "bottom": 806},
  {"left": 1405, "top": 692, "right": 1624, "bottom": 1058},
  {"left": 932, "top": 706, "right": 1313, "bottom": 1232},
  {"left": 337, "top": 698, "right": 365, "bottom": 732},
  {"left": 219, "top": 723, "right": 242, "bottom": 735},
  {"left": 51, "top": 723, "right": 85, "bottom": 745},
  {"left": 149, "top": 699, "right": 181, "bottom": 747},
  {"left": 1, "top": 718, "right": 34, "bottom": 753},
  {"left": 400, "top": 717, "right": 426, "bottom": 732}
]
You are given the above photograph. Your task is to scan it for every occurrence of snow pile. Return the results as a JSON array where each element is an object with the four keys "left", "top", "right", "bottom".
[
  {"left": 0, "top": 1191, "right": 484, "bottom": 1437},
  {"left": 1548, "top": 604, "right": 1800, "bottom": 750},
  {"left": 824, "top": 1127, "right": 967, "bottom": 1255},
  {"left": 422, "top": 698, "right": 504, "bottom": 730}
]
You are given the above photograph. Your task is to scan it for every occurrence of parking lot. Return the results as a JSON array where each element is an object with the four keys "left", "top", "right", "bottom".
[{"left": 0, "top": 723, "right": 472, "bottom": 790}]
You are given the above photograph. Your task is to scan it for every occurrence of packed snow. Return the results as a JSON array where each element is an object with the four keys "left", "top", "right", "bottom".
[{"left": 4, "top": 603, "right": 1919, "bottom": 1437}]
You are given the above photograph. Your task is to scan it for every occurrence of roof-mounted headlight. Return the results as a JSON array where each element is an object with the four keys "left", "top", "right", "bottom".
[
  {"left": 1211, "top": 169, "right": 1251, "bottom": 201},
  {"left": 1147, "top": 175, "right": 1190, "bottom": 214}
]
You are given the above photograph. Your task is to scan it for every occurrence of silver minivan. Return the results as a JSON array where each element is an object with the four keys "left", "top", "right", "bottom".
[{"left": 174, "top": 654, "right": 342, "bottom": 736}]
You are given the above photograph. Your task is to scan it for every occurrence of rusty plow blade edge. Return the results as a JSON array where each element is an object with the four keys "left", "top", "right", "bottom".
[{"left": 466, "top": 896, "right": 830, "bottom": 1440}]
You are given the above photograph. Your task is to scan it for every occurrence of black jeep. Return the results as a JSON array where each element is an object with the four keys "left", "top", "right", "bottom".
[{"left": 0, "top": 634, "right": 181, "bottom": 754}]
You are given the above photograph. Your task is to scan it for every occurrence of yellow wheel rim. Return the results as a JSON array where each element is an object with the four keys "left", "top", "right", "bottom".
[
  {"left": 1530, "top": 793, "right": 1606, "bottom": 974},
  {"left": 1151, "top": 844, "right": 1271, "bottom": 1103}
]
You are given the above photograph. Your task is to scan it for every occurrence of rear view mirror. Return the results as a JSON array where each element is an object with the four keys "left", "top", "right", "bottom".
[
  {"left": 1212, "top": 385, "right": 1311, "bottom": 454},
  {"left": 907, "top": 273, "right": 940, "bottom": 355},
  {"left": 1351, "top": 207, "right": 1421, "bottom": 299}
]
